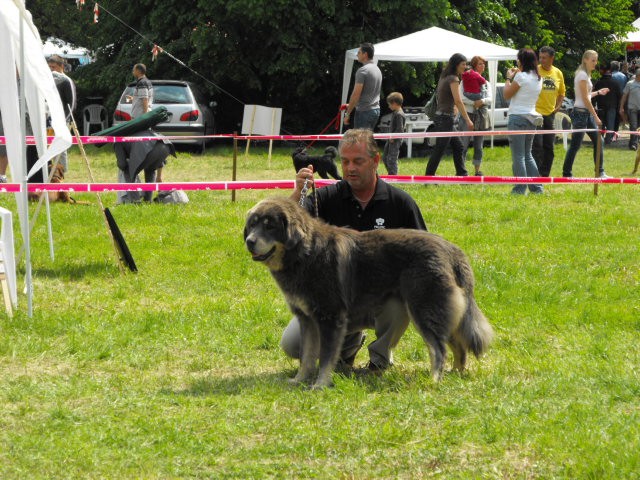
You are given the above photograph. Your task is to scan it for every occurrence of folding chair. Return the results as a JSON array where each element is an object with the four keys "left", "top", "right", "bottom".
[
  {"left": 0, "top": 207, "right": 17, "bottom": 316},
  {"left": 553, "top": 112, "right": 571, "bottom": 150},
  {"left": 82, "top": 104, "right": 108, "bottom": 136}
]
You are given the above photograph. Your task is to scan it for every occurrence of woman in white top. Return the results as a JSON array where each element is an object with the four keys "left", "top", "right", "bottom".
[
  {"left": 562, "top": 50, "right": 609, "bottom": 178},
  {"left": 504, "top": 48, "right": 543, "bottom": 194}
]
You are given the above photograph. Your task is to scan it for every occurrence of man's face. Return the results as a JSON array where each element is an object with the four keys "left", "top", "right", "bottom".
[
  {"left": 339, "top": 141, "right": 379, "bottom": 192},
  {"left": 357, "top": 49, "right": 368, "bottom": 64},
  {"left": 539, "top": 52, "right": 554, "bottom": 70},
  {"left": 132, "top": 67, "right": 140, "bottom": 79}
]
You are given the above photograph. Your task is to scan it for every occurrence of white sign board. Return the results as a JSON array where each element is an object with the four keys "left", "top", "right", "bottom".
[{"left": 241, "top": 105, "right": 282, "bottom": 136}]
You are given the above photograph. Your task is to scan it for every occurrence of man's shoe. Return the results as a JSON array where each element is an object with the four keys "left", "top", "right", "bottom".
[
  {"left": 599, "top": 173, "right": 611, "bottom": 179},
  {"left": 0, "top": 175, "right": 7, "bottom": 183},
  {"left": 354, "top": 361, "right": 389, "bottom": 376}
]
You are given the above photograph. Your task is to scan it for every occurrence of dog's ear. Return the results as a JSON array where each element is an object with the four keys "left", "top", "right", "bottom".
[{"left": 284, "top": 208, "right": 305, "bottom": 250}]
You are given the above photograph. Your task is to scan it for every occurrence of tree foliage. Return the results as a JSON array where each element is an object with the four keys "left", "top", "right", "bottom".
[{"left": 26, "top": 0, "right": 636, "bottom": 133}]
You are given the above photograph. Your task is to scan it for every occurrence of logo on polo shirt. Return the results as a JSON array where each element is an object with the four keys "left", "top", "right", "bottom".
[{"left": 374, "top": 218, "right": 386, "bottom": 229}]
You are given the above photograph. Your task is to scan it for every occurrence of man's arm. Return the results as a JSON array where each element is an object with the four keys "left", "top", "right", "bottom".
[
  {"left": 141, "top": 97, "right": 150, "bottom": 114},
  {"left": 344, "top": 83, "right": 363, "bottom": 125},
  {"left": 620, "top": 91, "right": 629, "bottom": 115}
]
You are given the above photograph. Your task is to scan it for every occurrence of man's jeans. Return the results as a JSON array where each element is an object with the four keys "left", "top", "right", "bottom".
[
  {"left": 532, "top": 113, "right": 556, "bottom": 177},
  {"left": 354, "top": 108, "right": 380, "bottom": 131}
]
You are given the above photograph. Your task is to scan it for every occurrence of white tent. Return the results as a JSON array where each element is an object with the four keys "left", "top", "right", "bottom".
[
  {"left": 622, "top": 17, "right": 640, "bottom": 43},
  {"left": 43, "top": 37, "right": 92, "bottom": 67},
  {"left": 341, "top": 27, "right": 518, "bottom": 133},
  {"left": 0, "top": 0, "right": 72, "bottom": 315}
]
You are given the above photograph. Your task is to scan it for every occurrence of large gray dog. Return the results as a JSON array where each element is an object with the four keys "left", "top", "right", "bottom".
[{"left": 244, "top": 197, "right": 494, "bottom": 388}]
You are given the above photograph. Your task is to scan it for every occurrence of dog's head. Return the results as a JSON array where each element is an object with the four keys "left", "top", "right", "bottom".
[
  {"left": 291, "top": 144, "right": 307, "bottom": 161},
  {"left": 244, "top": 197, "right": 309, "bottom": 271}
]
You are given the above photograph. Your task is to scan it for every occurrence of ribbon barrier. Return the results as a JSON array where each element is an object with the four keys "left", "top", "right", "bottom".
[
  {"left": 1, "top": 175, "right": 639, "bottom": 195},
  {"left": 1, "top": 127, "right": 638, "bottom": 197},
  {"left": 3, "top": 127, "right": 640, "bottom": 145}
]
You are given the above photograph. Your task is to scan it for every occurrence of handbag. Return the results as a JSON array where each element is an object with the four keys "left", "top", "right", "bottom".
[
  {"left": 424, "top": 91, "right": 438, "bottom": 119},
  {"left": 474, "top": 108, "right": 490, "bottom": 131}
]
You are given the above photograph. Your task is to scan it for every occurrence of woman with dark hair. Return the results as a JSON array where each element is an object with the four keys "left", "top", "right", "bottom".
[
  {"left": 504, "top": 48, "right": 543, "bottom": 194},
  {"left": 425, "top": 53, "right": 474, "bottom": 176}
]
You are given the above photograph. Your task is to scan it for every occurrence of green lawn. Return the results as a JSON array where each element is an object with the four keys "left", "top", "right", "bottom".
[{"left": 0, "top": 139, "right": 639, "bottom": 478}]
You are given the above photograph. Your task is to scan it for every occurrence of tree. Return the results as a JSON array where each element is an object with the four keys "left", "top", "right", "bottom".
[{"left": 26, "top": 0, "right": 636, "bottom": 134}]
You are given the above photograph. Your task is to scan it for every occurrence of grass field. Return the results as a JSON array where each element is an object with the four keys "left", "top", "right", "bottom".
[{"left": 1, "top": 138, "right": 639, "bottom": 479}]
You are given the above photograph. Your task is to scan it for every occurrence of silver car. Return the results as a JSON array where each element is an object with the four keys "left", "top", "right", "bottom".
[{"left": 113, "top": 80, "right": 215, "bottom": 152}]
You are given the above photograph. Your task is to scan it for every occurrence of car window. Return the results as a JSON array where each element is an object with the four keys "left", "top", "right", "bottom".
[
  {"left": 153, "top": 85, "right": 193, "bottom": 104},
  {"left": 494, "top": 86, "right": 510, "bottom": 109}
]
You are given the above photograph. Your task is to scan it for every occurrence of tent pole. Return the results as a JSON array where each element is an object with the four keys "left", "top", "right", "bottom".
[{"left": 18, "top": 8, "right": 33, "bottom": 317}]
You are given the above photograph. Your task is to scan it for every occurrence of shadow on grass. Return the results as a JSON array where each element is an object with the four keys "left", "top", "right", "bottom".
[
  {"left": 26, "top": 261, "right": 118, "bottom": 280},
  {"left": 161, "top": 371, "right": 294, "bottom": 397},
  {"left": 160, "top": 367, "right": 445, "bottom": 397}
]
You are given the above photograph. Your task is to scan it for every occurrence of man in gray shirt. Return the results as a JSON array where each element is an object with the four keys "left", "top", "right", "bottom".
[
  {"left": 128, "top": 63, "right": 153, "bottom": 119},
  {"left": 344, "top": 42, "right": 382, "bottom": 130},
  {"left": 619, "top": 68, "right": 640, "bottom": 150}
]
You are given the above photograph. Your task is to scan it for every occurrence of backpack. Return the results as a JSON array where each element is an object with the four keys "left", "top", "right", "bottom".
[{"left": 424, "top": 91, "right": 438, "bottom": 119}]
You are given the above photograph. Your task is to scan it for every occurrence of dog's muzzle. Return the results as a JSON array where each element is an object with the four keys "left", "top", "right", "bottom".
[{"left": 245, "top": 235, "right": 276, "bottom": 262}]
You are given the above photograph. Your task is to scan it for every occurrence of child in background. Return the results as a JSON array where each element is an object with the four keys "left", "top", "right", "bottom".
[
  {"left": 461, "top": 66, "right": 487, "bottom": 102},
  {"left": 461, "top": 64, "right": 489, "bottom": 130},
  {"left": 382, "top": 92, "right": 405, "bottom": 175}
]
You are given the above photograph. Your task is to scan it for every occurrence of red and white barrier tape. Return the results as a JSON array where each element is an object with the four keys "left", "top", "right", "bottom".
[
  {"left": 1, "top": 176, "right": 639, "bottom": 194},
  {"left": 1, "top": 128, "right": 640, "bottom": 145}
]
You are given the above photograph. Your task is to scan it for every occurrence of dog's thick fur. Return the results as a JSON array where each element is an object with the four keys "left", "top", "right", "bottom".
[
  {"left": 292, "top": 145, "right": 341, "bottom": 180},
  {"left": 244, "top": 197, "right": 494, "bottom": 388}
]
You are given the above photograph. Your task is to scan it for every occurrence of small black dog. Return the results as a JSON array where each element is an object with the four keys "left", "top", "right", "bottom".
[{"left": 292, "top": 145, "right": 341, "bottom": 180}]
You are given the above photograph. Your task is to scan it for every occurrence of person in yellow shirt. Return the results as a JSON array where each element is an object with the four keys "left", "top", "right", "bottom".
[{"left": 532, "top": 46, "right": 566, "bottom": 177}]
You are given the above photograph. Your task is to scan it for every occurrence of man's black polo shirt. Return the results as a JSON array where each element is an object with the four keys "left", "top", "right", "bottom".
[{"left": 303, "top": 178, "right": 427, "bottom": 232}]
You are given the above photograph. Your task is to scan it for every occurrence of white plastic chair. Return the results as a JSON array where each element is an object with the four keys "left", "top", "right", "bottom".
[
  {"left": 83, "top": 104, "right": 108, "bottom": 136},
  {"left": 0, "top": 207, "right": 17, "bottom": 316},
  {"left": 554, "top": 112, "right": 571, "bottom": 150}
]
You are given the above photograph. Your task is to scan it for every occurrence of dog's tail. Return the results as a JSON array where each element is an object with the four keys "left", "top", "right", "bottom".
[{"left": 458, "top": 295, "right": 493, "bottom": 358}]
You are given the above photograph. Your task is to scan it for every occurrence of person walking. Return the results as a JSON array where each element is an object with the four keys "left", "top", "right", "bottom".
[
  {"left": 344, "top": 43, "right": 382, "bottom": 131},
  {"left": 619, "top": 68, "right": 640, "bottom": 151},
  {"left": 459, "top": 56, "right": 491, "bottom": 176},
  {"left": 503, "top": 48, "right": 543, "bottom": 195},
  {"left": 532, "top": 46, "right": 565, "bottom": 177},
  {"left": 593, "top": 67, "right": 622, "bottom": 144},
  {"left": 425, "top": 53, "right": 474, "bottom": 177},
  {"left": 562, "top": 50, "right": 609, "bottom": 178}
]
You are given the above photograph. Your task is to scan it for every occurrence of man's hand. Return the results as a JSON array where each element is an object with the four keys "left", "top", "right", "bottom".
[{"left": 291, "top": 164, "right": 315, "bottom": 202}]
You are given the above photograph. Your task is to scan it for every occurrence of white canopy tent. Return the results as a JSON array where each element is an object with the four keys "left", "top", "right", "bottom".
[
  {"left": 0, "top": 0, "right": 72, "bottom": 315},
  {"left": 43, "top": 37, "right": 93, "bottom": 67},
  {"left": 341, "top": 27, "right": 518, "bottom": 133},
  {"left": 622, "top": 18, "right": 640, "bottom": 58}
]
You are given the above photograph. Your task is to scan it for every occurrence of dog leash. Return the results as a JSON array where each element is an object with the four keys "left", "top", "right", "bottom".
[
  {"left": 304, "top": 104, "right": 347, "bottom": 150},
  {"left": 299, "top": 177, "right": 319, "bottom": 217}
]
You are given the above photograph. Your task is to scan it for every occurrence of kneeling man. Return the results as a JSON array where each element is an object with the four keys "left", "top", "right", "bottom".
[{"left": 281, "top": 128, "right": 427, "bottom": 372}]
